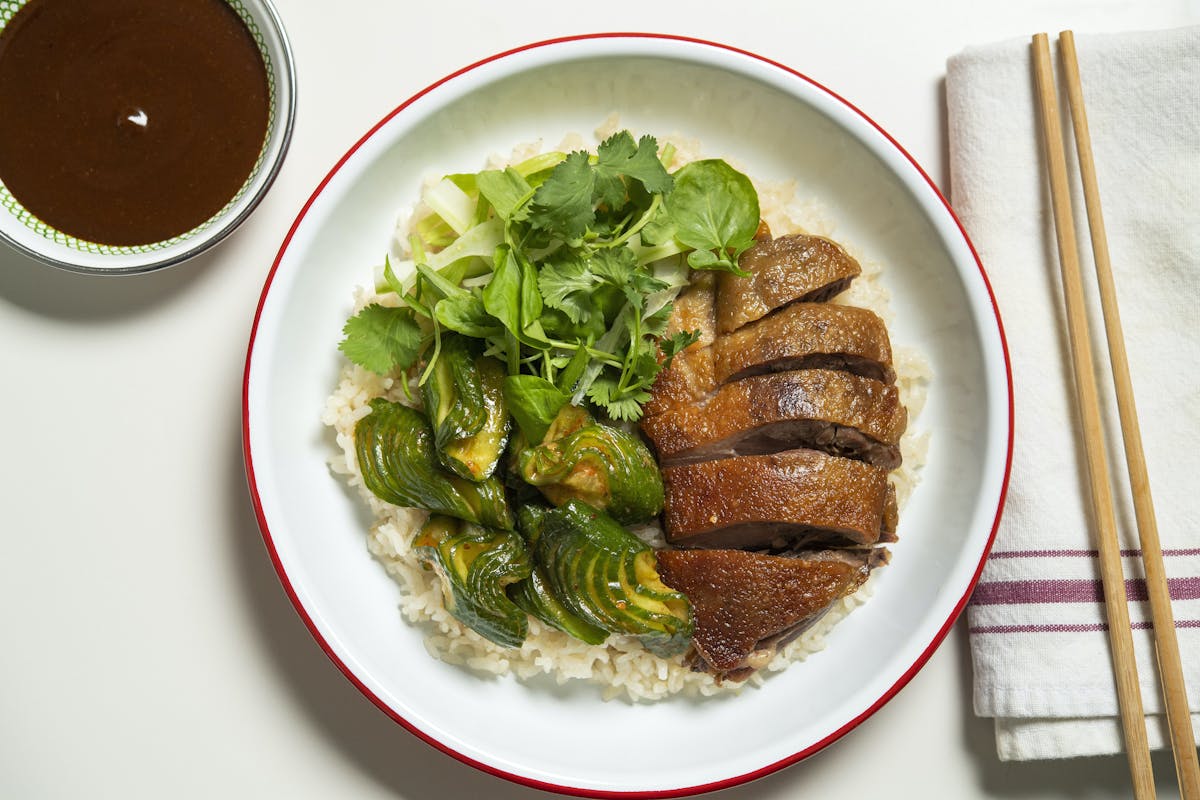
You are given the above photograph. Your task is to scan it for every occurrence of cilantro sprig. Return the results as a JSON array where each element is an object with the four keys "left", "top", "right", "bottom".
[
  {"left": 338, "top": 303, "right": 422, "bottom": 375},
  {"left": 338, "top": 130, "right": 760, "bottom": 421}
]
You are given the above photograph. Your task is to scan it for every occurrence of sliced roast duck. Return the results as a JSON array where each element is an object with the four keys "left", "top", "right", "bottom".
[
  {"left": 655, "top": 547, "right": 888, "bottom": 681},
  {"left": 642, "top": 368, "right": 906, "bottom": 470},
  {"left": 716, "top": 233, "right": 862, "bottom": 334},
  {"left": 712, "top": 302, "right": 895, "bottom": 385},
  {"left": 661, "top": 448, "right": 895, "bottom": 549},
  {"left": 641, "top": 272, "right": 718, "bottom": 419},
  {"left": 645, "top": 238, "right": 892, "bottom": 416},
  {"left": 639, "top": 225, "right": 909, "bottom": 681}
]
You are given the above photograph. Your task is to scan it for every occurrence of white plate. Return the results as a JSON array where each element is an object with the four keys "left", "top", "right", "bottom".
[{"left": 243, "top": 34, "right": 1012, "bottom": 797}]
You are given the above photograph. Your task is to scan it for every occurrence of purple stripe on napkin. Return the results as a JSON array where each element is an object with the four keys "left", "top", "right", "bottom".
[
  {"left": 970, "top": 620, "right": 1200, "bottom": 635},
  {"left": 972, "top": 577, "right": 1200, "bottom": 605},
  {"left": 988, "top": 548, "right": 1200, "bottom": 559}
]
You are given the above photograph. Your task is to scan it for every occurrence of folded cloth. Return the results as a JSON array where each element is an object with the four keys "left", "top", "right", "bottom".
[{"left": 946, "top": 26, "right": 1200, "bottom": 761}]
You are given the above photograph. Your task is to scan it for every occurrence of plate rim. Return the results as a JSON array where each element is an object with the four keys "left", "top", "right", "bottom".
[{"left": 241, "top": 31, "right": 1015, "bottom": 798}]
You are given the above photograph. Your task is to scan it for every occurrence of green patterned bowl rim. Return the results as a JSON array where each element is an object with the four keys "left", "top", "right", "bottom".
[{"left": 0, "top": 0, "right": 296, "bottom": 275}]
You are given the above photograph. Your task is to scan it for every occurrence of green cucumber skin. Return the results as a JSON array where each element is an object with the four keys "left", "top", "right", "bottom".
[
  {"left": 518, "top": 415, "right": 664, "bottom": 525},
  {"left": 355, "top": 398, "right": 512, "bottom": 529},
  {"left": 422, "top": 335, "right": 486, "bottom": 448},
  {"left": 510, "top": 566, "right": 608, "bottom": 646},
  {"left": 356, "top": 404, "right": 688, "bottom": 656},
  {"left": 422, "top": 335, "right": 511, "bottom": 482},
  {"left": 511, "top": 505, "right": 609, "bottom": 645},
  {"left": 414, "top": 515, "right": 531, "bottom": 648},
  {"left": 535, "top": 501, "right": 692, "bottom": 655}
]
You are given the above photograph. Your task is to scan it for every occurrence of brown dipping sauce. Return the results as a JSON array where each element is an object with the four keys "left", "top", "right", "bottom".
[{"left": 0, "top": 0, "right": 270, "bottom": 246}]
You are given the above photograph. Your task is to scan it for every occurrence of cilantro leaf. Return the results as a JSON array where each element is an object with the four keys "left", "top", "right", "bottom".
[
  {"left": 584, "top": 374, "right": 619, "bottom": 408},
  {"left": 583, "top": 248, "right": 638, "bottom": 302},
  {"left": 527, "top": 150, "right": 594, "bottom": 240},
  {"left": 591, "top": 132, "right": 637, "bottom": 209},
  {"left": 595, "top": 248, "right": 672, "bottom": 311},
  {"left": 659, "top": 329, "right": 702, "bottom": 370},
  {"left": 527, "top": 133, "right": 672, "bottom": 242},
  {"left": 586, "top": 374, "right": 651, "bottom": 421},
  {"left": 538, "top": 254, "right": 597, "bottom": 324},
  {"left": 595, "top": 132, "right": 673, "bottom": 199},
  {"left": 604, "top": 395, "right": 649, "bottom": 422},
  {"left": 588, "top": 246, "right": 637, "bottom": 285},
  {"left": 586, "top": 248, "right": 667, "bottom": 312},
  {"left": 629, "top": 347, "right": 662, "bottom": 387},
  {"left": 339, "top": 304, "right": 422, "bottom": 374}
]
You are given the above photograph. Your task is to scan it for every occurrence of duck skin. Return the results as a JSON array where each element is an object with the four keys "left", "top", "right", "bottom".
[
  {"left": 641, "top": 368, "right": 906, "bottom": 469},
  {"left": 655, "top": 547, "right": 887, "bottom": 681},
  {"left": 716, "top": 233, "right": 862, "bottom": 335},
  {"left": 642, "top": 271, "right": 718, "bottom": 419},
  {"left": 712, "top": 302, "right": 895, "bottom": 385},
  {"left": 661, "top": 448, "right": 893, "bottom": 549}
]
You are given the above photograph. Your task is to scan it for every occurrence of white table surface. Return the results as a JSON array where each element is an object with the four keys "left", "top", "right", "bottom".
[{"left": 3, "top": 1, "right": 1198, "bottom": 797}]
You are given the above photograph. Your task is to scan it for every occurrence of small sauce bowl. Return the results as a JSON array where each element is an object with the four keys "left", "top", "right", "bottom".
[{"left": 0, "top": 0, "right": 296, "bottom": 275}]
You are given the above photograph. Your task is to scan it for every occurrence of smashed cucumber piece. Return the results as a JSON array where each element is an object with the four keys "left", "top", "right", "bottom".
[
  {"left": 414, "top": 515, "right": 531, "bottom": 648},
  {"left": 535, "top": 501, "right": 692, "bottom": 657},
  {"left": 354, "top": 398, "right": 512, "bottom": 529},
  {"left": 421, "top": 334, "right": 510, "bottom": 482},
  {"left": 508, "top": 505, "right": 608, "bottom": 646},
  {"left": 518, "top": 405, "right": 664, "bottom": 525}
]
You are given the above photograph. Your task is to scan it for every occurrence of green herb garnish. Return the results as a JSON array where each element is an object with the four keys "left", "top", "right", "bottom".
[
  {"left": 338, "top": 303, "right": 423, "bottom": 375},
  {"left": 666, "top": 159, "right": 760, "bottom": 273},
  {"left": 338, "top": 130, "right": 760, "bottom": 421}
]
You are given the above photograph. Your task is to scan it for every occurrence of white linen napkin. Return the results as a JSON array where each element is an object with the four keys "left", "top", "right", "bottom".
[{"left": 946, "top": 26, "right": 1200, "bottom": 761}]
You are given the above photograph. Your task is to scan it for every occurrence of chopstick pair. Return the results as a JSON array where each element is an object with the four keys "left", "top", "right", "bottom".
[{"left": 1031, "top": 31, "right": 1200, "bottom": 800}]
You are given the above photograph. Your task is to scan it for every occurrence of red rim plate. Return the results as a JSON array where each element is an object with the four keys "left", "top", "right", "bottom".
[{"left": 242, "top": 31, "right": 1015, "bottom": 798}]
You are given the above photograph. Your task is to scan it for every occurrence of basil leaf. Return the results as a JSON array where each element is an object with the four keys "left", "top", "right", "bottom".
[
  {"left": 502, "top": 375, "right": 569, "bottom": 443},
  {"left": 665, "top": 159, "right": 759, "bottom": 273},
  {"left": 435, "top": 294, "right": 502, "bottom": 338},
  {"left": 476, "top": 167, "right": 533, "bottom": 221},
  {"left": 556, "top": 344, "right": 591, "bottom": 395},
  {"left": 518, "top": 249, "right": 543, "bottom": 330},
  {"left": 483, "top": 245, "right": 522, "bottom": 336}
]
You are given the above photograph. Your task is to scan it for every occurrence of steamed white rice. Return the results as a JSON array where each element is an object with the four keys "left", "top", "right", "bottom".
[{"left": 321, "top": 122, "right": 931, "bottom": 702}]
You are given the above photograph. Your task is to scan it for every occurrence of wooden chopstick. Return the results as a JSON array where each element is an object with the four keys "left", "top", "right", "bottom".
[
  {"left": 1058, "top": 30, "right": 1200, "bottom": 799},
  {"left": 1030, "top": 32, "right": 1157, "bottom": 799}
]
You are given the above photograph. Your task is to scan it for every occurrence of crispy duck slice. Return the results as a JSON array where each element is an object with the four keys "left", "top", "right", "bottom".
[
  {"left": 879, "top": 483, "right": 899, "bottom": 543},
  {"left": 712, "top": 302, "right": 896, "bottom": 385},
  {"left": 656, "top": 548, "right": 887, "bottom": 681},
  {"left": 641, "top": 368, "right": 906, "bottom": 469},
  {"left": 661, "top": 448, "right": 892, "bottom": 549},
  {"left": 641, "top": 346, "right": 716, "bottom": 420},
  {"left": 642, "top": 271, "right": 719, "bottom": 419},
  {"left": 716, "top": 234, "right": 862, "bottom": 335}
]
